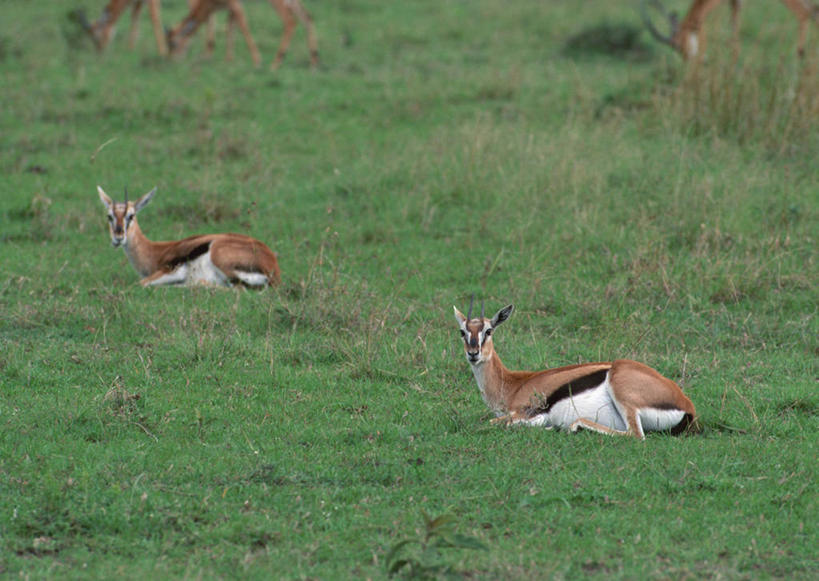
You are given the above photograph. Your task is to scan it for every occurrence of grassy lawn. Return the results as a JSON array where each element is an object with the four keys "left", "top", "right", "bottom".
[{"left": 1, "top": 0, "right": 816, "bottom": 578}]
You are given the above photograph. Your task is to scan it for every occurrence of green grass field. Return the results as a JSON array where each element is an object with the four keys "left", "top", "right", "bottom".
[{"left": 1, "top": 0, "right": 817, "bottom": 578}]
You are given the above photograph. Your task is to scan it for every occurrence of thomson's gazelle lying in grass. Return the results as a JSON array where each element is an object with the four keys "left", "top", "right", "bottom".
[
  {"left": 98, "top": 186, "right": 280, "bottom": 288},
  {"left": 453, "top": 300, "right": 696, "bottom": 439}
]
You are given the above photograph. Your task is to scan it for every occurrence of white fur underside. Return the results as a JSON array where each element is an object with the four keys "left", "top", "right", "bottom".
[
  {"left": 520, "top": 380, "right": 626, "bottom": 431},
  {"left": 638, "top": 408, "right": 686, "bottom": 432},
  {"left": 234, "top": 271, "right": 269, "bottom": 287},
  {"left": 146, "top": 252, "right": 230, "bottom": 287},
  {"left": 515, "top": 375, "right": 686, "bottom": 434}
]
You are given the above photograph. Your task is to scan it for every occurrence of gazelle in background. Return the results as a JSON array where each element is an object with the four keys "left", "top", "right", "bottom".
[
  {"left": 97, "top": 186, "right": 280, "bottom": 288},
  {"left": 75, "top": 0, "right": 168, "bottom": 55},
  {"left": 453, "top": 299, "right": 697, "bottom": 439},
  {"left": 642, "top": 0, "right": 818, "bottom": 60},
  {"left": 166, "top": 0, "right": 319, "bottom": 69}
]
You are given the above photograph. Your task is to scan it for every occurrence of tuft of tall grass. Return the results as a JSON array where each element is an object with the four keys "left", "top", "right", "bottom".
[{"left": 656, "top": 54, "right": 819, "bottom": 154}]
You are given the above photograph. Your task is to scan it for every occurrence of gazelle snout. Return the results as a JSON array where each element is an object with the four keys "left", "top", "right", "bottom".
[{"left": 462, "top": 322, "right": 492, "bottom": 365}]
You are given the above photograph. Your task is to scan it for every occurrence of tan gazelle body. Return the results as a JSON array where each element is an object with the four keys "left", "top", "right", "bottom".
[
  {"left": 643, "top": 0, "right": 817, "bottom": 60},
  {"left": 75, "top": 0, "right": 169, "bottom": 55},
  {"left": 166, "top": 0, "right": 319, "bottom": 69},
  {"left": 454, "top": 300, "right": 697, "bottom": 439}
]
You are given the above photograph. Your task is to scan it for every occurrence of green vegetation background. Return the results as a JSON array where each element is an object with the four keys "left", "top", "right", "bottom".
[{"left": 1, "top": 0, "right": 816, "bottom": 578}]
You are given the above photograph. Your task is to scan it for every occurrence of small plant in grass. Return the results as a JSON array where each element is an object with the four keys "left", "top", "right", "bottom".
[{"left": 385, "top": 510, "right": 487, "bottom": 579}]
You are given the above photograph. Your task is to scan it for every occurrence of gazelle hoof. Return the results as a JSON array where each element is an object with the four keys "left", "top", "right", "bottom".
[{"left": 490, "top": 415, "right": 513, "bottom": 426}]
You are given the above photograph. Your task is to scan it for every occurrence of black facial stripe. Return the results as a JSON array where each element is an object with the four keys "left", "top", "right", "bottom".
[
  {"left": 524, "top": 369, "right": 609, "bottom": 417},
  {"left": 480, "top": 327, "right": 492, "bottom": 345}
]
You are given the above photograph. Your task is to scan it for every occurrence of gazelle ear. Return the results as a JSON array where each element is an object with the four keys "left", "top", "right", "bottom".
[
  {"left": 453, "top": 306, "right": 467, "bottom": 326},
  {"left": 134, "top": 187, "right": 156, "bottom": 213},
  {"left": 97, "top": 185, "right": 113, "bottom": 209},
  {"left": 491, "top": 304, "right": 514, "bottom": 328}
]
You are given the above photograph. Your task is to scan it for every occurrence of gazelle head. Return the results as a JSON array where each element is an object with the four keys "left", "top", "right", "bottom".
[
  {"left": 453, "top": 298, "right": 514, "bottom": 365},
  {"left": 166, "top": 20, "right": 195, "bottom": 55},
  {"left": 641, "top": 0, "right": 685, "bottom": 56},
  {"left": 97, "top": 185, "right": 156, "bottom": 248}
]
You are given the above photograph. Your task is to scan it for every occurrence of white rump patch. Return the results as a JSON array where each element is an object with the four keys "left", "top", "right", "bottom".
[
  {"left": 638, "top": 408, "right": 686, "bottom": 432},
  {"left": 234, "top": 271, "right": 269, "bottom": 287},
  {"left": 686, "top": 33, "right": 699, "bottom": 57}
]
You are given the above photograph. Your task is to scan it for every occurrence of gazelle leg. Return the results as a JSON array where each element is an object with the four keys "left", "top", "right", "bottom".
[
  {"left": 269, "top": 0, "right": 296, "bottom": 69},
  {"left": 729, "top": 0, "right": 741, "bottom": 61},
  {"left": 141, "top": 267, "right": 188, "bottom": 287},
  {"left": 491, "top": 411, "right": 553, "bottom": 428},
  {"left": 570, "top": 417, "right": 643, "bottom": 439},
  {"left": 226, "top": 13, "right": 236, "bottom": 61},
  {"left": 187, "top": 0, "right": 217, "bottom": 56},
  {"left": 291, "top": 0, "right": 320, "bottom": 67},
  {"left": 147, "top": 0, "right": 168, "bottom": 55},
  {"left": 227, "top": 0, "right": 261, "bottom": 66},
  {"left": 572, "top": 384, "right": 644, "bottom": 439},
  {"left": 167, "top": 2, "right": 214, "bottom": 56},
  {"left": 128, "top": 0, "right": 143, "bottom": 50},
  {"left": 268, "top": 0, "right": 319, "bottom": 68},
  {"left": 490, "top": 412, "right": 522, "bottom": 426},
  {"left": 91, "top": 0, "right": 133, "bottom": 50},
  {"left": 780, "top": 0, "right": 816, "bottom": 58},
  {"left": 205, "top": 14, "right": 216, "bottom": 56}
]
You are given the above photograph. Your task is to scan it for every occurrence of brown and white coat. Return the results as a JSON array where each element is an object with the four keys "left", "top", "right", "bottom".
[
  {"left": 643, "top": 0, "right": 817, "bottom": 60},
  {"left": 454, "top": 302, "right": 696, "bottom": 439},
  {"left": 166, "top": 0, "right": 319, "bottom": 69},
  {"left": 98, "top": 186, "right": 280, "bottom": 288}
]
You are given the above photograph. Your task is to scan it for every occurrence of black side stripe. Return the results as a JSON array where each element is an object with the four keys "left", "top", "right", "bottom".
[
  {"left": 168, "top": 241, "right": 212, "bottom": 269},
  {"left": 525, "top": 369, "right": 609, "bottom": 417}
]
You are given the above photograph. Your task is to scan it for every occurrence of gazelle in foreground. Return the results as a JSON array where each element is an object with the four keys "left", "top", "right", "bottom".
[
  {"left": 166, "top": 0, "right": 319, "bottom": 69},
  {"left": 642, "top": 0, "right": 818, "bottom": 60},
  {"left": 453, "top": 299, "right": 697, "bottom": 439},
  {"left": 97, "top": 186, "right": 280, "bottom": 288},
  {"left": 74, "top": 0, "right": 168, "bottom": 55}
]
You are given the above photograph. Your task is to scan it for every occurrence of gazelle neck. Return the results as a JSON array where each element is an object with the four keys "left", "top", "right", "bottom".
[
  {"left": 122, "top": 219, "right": 156, "bottom": 277},
  {"left": 470, "top": 349, "right": 521, "bottom": 415}
]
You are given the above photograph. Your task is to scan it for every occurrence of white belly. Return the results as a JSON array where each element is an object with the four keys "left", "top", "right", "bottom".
[
  {"left": 185, "top": 252, "right": 229, "bottom": 286},
  {"left": 519, "top": 375, "right": 687, "bottom": 434},
  {"left": 544, "top": 384, "right": 626, "bottom": 431},
  {"left": 145, "top": 252, "right": 230, "bottom": 287},
  {"left": 517, "top": 377, "right": 626, "bottom": 431}
]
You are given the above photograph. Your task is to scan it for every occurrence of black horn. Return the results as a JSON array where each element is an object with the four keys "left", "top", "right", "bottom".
[
  {"left": 467, "top": 293, "right": 475, "bottom": 320},
  {"left": 124, "top": 187, "right": 128, "bottom": 204},
  {"left": 641, "top": 0, "right": 676, "bottom": 48},
  {"left": 481, "top": 299, "right": 485, "bottom": 320}
]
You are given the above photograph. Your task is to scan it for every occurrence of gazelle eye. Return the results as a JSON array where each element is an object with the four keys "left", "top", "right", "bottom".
[
  {"left": 484, "top": 328, "right": 492, "bottom": 336},
  {"left": 459, "top": 330, "right": 466, "bottom": 338},
  {"left": 107, "top": 215, "right": 114, "bottom": 222}
]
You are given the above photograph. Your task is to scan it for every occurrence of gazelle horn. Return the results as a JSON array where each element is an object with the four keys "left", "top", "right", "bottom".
[
  {"left": 467, "top": 293, "right": 475, "bottom": 320},
  {"left": 641, "top": 0, "right": 676, "bottom": 48}
]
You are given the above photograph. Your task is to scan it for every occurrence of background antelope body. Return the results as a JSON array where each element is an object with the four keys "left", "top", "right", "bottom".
[{"left": 643, "top": 0, "right": 819, "bottom": 59}]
